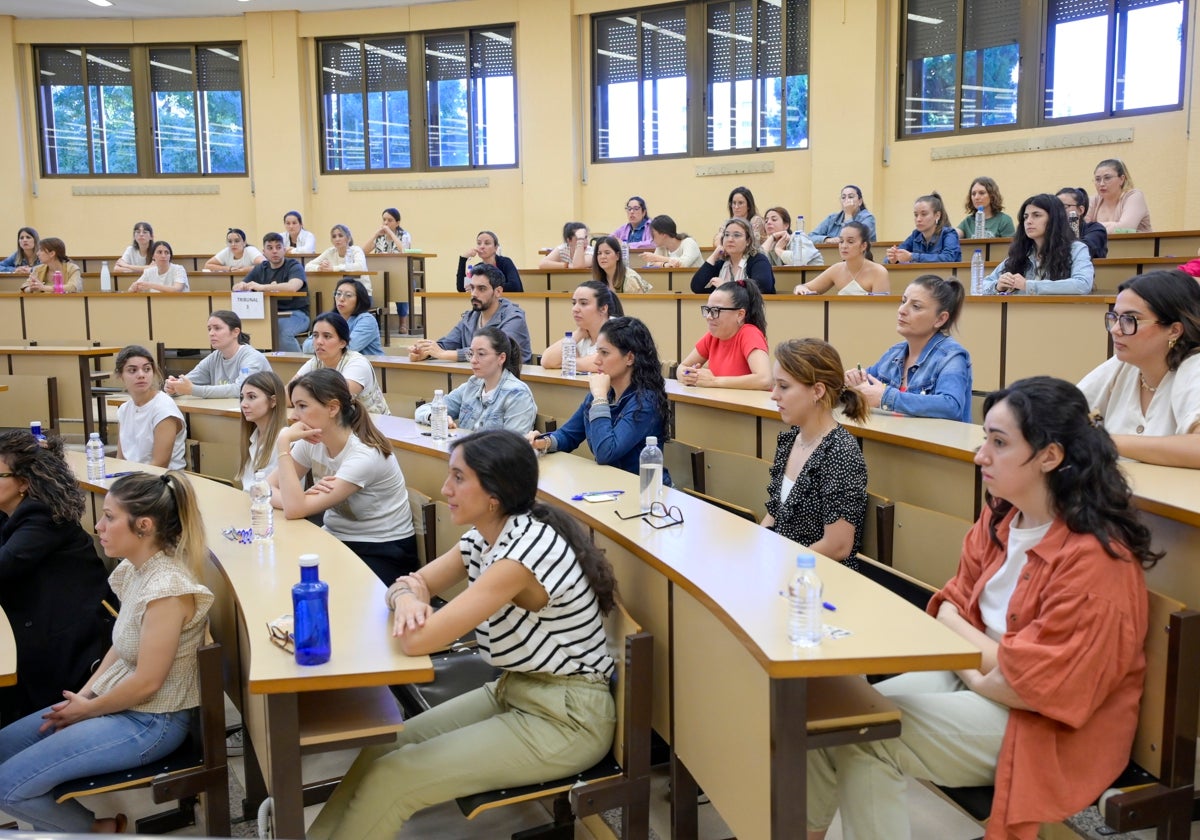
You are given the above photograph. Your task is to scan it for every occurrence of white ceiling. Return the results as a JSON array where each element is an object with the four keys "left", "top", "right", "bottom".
[{"left": 1, "top": 0, "right": 445, "bottom": 20}]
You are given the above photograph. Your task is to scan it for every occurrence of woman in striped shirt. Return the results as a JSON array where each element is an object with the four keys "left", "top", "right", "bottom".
[{"left": 309, "top": 429, "right": 618, "bottom": 840}]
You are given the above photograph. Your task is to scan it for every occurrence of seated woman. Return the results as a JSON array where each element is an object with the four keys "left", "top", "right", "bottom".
[
  {"left": 164, "top": 310, "right": 269, "bottom": 399},
  {"left": 455, "top": 230, "right": 523, "bottom": 293},
  {"left": 307, "top": 225, "right": 372, "bottom": 297},
  {"left": 236, "top": 370, "right": 288, "bottom": 491},
  {"left": 1078, "top": 270, "right": 1200, "bottom": 469},
  {"left": 793, "top": 221, "right": 888, "bottom": 295},
  {"left": 204, "top": 227, "right": 264, "bottom": 273},
  {"left": 725, "top": 186, "right": 767, "bottom": 245},
  {"left": 761, "top": 206, "right": 819, "bottom": 268},
  {"left": 541, "top": 280, "right": 623, "bottom": 372},
  {"left": 128, "top": 240, "right": 190, "bottom": 292},
  {"left": 529, "top": 317, "right": 672, "bottom": 482},
  {"left": 955, "top": 177, "right": 1016, "bottom": 240},
  {"left": 538, "top": 222, "right": 593, "bottom": 269},
  {"left": 1056, "top": 187, "right": 1108, "bottom": 259},
  {"left": 114, "top": 222, "right": 154, "bottom": 272},
  {"left": 810, "top": 185, "right": 878, "bottom": 244},
  {"left": 0, "top": 431, "right": 113, "bottom": 726},
  {"left": 642, "top": 215, "right": 702, "bottom": 269},
  {"left": 20, "top": 238, "right": 82, "bottom": 293},
  {"left": 0, "top": 227, "right": 38, "bottom": 275},
  {"left": 690, "top": 217, "right": 776, "bottom": 295},
  {"left": 844, "top": 275, "right": 972, "bottom": 422},
  {"left": 807, "top": 376, "right": 1157, "bottom": 840},
  {"left": 1087, "top": 158, "right": 1151, "bottom": 233},
  {"left": 294, "top": 311, "right": 390, "bottom": 416},
  {"left": 308, "top": 429, "right": 616, "bottom": 840},
  {"left": 0, "top": 471, "right": 213, "bottom": 834},
  {"left": 763, "top": 339, "right": 869, "bottom": 569},
  {"left": 302, "top": 279, "right": 382, "bottom": 356},
  {"left": 368, "top": 207, "right": 412, "bottom": 254},
  {"left": 282, "top": 211, "right": 317, "bottom": 255},
  {"left": 415, "top": 327, "right": 536, "bottom": 433},
  {"left": 115, "top": 345, "right": 187, "bottom": 469},
  {"left": 982, "top": 194, "right": 1094, "bottom": 295},
  {"left": 594, "top": 235, "right": 651, "bottom": 294},
  {"left": 886, "top": 193, "right": 962, "bottom": 264},
  {"left": 612, "top": 195, "right": 653, "bottom": 250},
  {"left": 269, "top": 368, "right": 417, "bottom": 584},
  {"left": 678, "top": 279, "right": 772, "bottom": 390}
]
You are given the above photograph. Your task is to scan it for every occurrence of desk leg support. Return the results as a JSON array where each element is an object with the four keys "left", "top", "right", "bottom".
[
  {"left": 265, "top": 694, "right": 306, "bottom": 839},
  {"left": 669, "top": 756, "right": 698, "bottom": 840},
  {"left": 77, "top": 356, "right": 94, "bottom": 440},
  {"left": 241, "top": 728, "right": 269, "bottom": 823},
  {"left": 770, "top": 678, "right": 807, "bottom": 840}
]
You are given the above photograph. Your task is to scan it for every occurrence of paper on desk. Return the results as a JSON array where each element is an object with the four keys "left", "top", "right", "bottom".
[{"left": 232, "top": 291, "right": 265, "bottom": 320}]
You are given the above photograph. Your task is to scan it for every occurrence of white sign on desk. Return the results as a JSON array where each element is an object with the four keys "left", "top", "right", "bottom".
[{"left": 232, "top": 291, "right": 265, "bottom": 320}]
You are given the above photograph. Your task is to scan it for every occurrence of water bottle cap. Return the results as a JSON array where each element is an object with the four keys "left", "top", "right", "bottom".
[
  {"left": 89, "top": 432, "right": 100, "bottom": 439},
  {"left": 977, "top": 206, "right": 984, "bottom": 211},
  {"left": 434, "top": 389, "right": 444, "bottom": 398},
  {"left": 299, "top": 554, "right": 320, "bottom": 567},
  {"left": 565, "top": 330, "right": 573, "bottom": 337},
  {"left": 645, "top": 436, "right": 657, "bottom": 446},
  {"left": 254, "top": 469, "right": 266, "bottom": 480},
  {"left": 796, "top": 552, "right": 816, "bottom": 569},
  {"left": 974, "top": 248, "right": 982, "bottom": 254}
]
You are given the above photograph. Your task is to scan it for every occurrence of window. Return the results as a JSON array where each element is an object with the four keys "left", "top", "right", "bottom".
[
  {"left": 36, "top": 44, "right": 246, "bottom": 176},
  {"left": 900, "top": 0, "right": 1185, "bottom": 137},
  {"left": 318, "top": 26, "right": 516, "bottom": 172},
  {"left": 592, "top": 0, "right": 809, "bottom": 162}
]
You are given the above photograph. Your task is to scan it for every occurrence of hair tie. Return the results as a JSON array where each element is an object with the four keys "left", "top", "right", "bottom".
[
  {"left": 1087, "top": 411, "right": 1105, "bottom": 429},
  {"left": 735, "top": 278, "right": 746, "bottom": 287},
  {"left": 160, "top": 474, "right": 171, "bottom": 485}
]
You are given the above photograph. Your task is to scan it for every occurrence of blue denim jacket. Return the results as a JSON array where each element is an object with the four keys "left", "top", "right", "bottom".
[
  {"left": 867, "top": 333, "right": 973, "bottom": 422},
  {"left": 895, "top": 227, "right": 962, "bottom": 263},
  {"left": 414, "top": 369, "right": 536, "bottom": 433},
  {"left": 549, "top": 387, "right": 671, "bottom": 482}
]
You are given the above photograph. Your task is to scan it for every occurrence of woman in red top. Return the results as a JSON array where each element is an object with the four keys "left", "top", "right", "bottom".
[
  {"left": 807, "top": 376, "right": 1157, "bottom": 840},
  {"left": 676, "top": 279, "right": 771, "bottom": 390}
]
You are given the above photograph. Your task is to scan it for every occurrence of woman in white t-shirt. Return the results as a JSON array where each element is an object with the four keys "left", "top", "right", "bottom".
[
  {"left": 268, "top": 368, "right": 417, "bottom": 584},
  {"left": 537, "top": 221, "right": 593, "bottom": 269},
  {"left": 236, "top": 370, "right": 287, "bottom": 491},
  {"left": 1078, "top": 270, "right": 1200, "bottom": 468},
  {"left": 307, "top": 224, "right": 372, "bottom": 296},
  {"left": 128, "top": 240, "right": 189, "bottom": 292},
  {"left": 293, "top": 311, "right": 389, "bottom": 415},
  {"left": 114, "top": 345, "right": 186, "bottom": 470},
  {"left": 540, "top": 280, "right": 622, "bottom": 372},
  {"left": 203, "top": 227, "right": 264, "bottom": 273},
  {"left": 114, "top": 222, "right": 153, "bottom": 273}
]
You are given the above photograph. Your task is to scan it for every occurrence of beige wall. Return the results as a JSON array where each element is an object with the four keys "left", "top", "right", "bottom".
[{"left": 0, "top": 0, "right": 1195, "bottom": 290}]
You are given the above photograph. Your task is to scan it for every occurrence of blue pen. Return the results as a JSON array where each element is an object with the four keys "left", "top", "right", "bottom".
[
  {"left": 823, "top": 601, "right": 837, "bottom": 612},
  {"left": 104, "top": 471, "right": 137, "bottom": 479},
  {"left": 572, "top": 490, "right": 626, "bottom": 501}
]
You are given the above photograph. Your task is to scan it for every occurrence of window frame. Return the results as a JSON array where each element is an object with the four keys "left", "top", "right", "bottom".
[{"left": 34, "top": 42, "right": 248, "bottom": 178}]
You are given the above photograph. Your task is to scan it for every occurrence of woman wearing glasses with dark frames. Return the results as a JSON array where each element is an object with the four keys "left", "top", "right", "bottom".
[
  {"left": 1085, "top": 159, "right": 1152, "bottom": 233},
  {"left": 676, "top": 279, "right": 772, "bottom": 390},
  {"left": 690, "top": 217, "right": 776, "bottom": 295},
  {"left": 302, "top": 279, "right": 381, "bottom": 355},
  {"left": 1078, "top": 270, "right": 1200, "bottom": 468}
]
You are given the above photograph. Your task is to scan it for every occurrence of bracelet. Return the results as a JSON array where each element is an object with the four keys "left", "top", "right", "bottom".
[
  {"left": 386, "top": 585, "right": 414, "bottom": 610},
  {"left": 592, "top": 397, "right": 610, "bottom": 405},
  {"left": 277, "top": 450, "right": 292, "bottom": 459}
]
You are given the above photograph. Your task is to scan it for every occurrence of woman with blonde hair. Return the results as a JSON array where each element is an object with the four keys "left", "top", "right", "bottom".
[
  {"left": 236, "top": 370, "right": 288, "bottom": 490},
  {"left": 1086, "top": 159, "right": 1152, "bottom": 233},
  {"left": 690, "top": 217, "right": 776, "bottom": 294}
]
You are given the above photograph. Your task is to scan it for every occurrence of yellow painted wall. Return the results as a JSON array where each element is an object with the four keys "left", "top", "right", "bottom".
[{"left": 0, "top": 0, "right": 1195, "bottom": 290}]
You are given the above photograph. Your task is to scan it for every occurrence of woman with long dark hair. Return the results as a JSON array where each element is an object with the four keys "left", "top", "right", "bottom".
[
  {"left": 793, "top": 221, "right": 888, "bottom": 295},
  {"left": 165, "top": 310, "right": 268, "bottom": 398},
  {"left": 593, "top": 235, "right": 651, "bottom": 293},
  {"left": 678, "top": 279, "right": 772, "bottom": 390},
  {"left": 540, "top": 280, "right": 623, "bottom": 372},
  {"left": 0, "top": 227, "right": 39, "bottom": 275},
  {"left": 301, "top": 278, "right": 382, "bottom": 356},
  {"left": 454, "top": 230, "right": 523, "bottom": 293},
  {"left": 807, "top": 377, "right": 1157, "bottom": 840},
  {"left": 309, "top": 429, "right": 617, "bottom": 840},
  {"left": 982, "top": 194, "right": 1094, "bottom": 295},
  {"left": 114, "top": 222, "right": 154, "bottom": 273},
  {"left": 1055, "top": 187, "right": 1108, "bottom": 259},
  {"left": 293, "top": 311, "right": 389, "bottom": 415}
]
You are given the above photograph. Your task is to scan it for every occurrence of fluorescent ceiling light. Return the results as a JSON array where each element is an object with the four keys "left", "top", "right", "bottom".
[
  {"left": 597, "top": 48, "right": 635, "bottom": 61},
  {"left": 617, "top": 15, "right": 686, "bottom": 41},
  {"left": 322, "top": 66, "right": 352, "bottom": 77},
  {"left": 205, "top": 48, "right": 240, "bottom": 61},
  {"left": 907, "top": 14, "right": 944, "bottom": 24},
  {"left": 478, "top": 31, "right": 512, "bottom": 44},
  {"left": 150, "top": 60, "right": 192, "bottom": 75},
  {"left": 706, "top": 28, "right": 752, "bottom": 43},
  {"left": 426, "top": 49, "right": 466, "bottom": 62},
  {"left": 88, "top": 0, "right": 113, "bottom": 6}
]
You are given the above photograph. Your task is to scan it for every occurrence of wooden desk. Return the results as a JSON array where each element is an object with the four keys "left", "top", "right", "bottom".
[
  {"left": 0, "top": 345, "right": 120, "bottom": 440},
  {"left": 70, "top": 453, "right": 433, "bottom": 839}
]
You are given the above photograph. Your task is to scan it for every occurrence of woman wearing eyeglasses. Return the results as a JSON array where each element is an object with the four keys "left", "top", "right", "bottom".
[
  {"left": 981, "top": 194, "right": 1094, "bottom": 295},
  {"left": 1078, "top": 270, "right": 1200, "bottom": 468},
  {"left": 612, "top": 196, "right": 654, "bottom": 251},
  {"left": 302, "top": 279, "right": 382, "bottom": 356},
  {"left": 528, "top": 317, "right": 672, "bottom": 483},
  {"left": 677, "top": 279, "right": 772, "bottom": 390},
  {"left": 414, "top": 327, "right": 536, "bottom": 433},
  {"left": 690, "top": 217, "right": 777, "bottom": 295},
  {"left": 1086, "top": 159, "right": 1151, "bottom": 233}
]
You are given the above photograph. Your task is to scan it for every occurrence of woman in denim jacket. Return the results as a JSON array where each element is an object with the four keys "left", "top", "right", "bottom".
[
  {"left": 414, "top": 327, "right": 536, "bottom": 434},
  {"left": 845, "top": 275, "right": 973, "bottom": 422}
]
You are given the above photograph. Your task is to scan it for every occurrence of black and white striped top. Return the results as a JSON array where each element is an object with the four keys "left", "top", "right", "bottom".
[{"left": 461, "top": 514, "right": 613, "bottom": 680}]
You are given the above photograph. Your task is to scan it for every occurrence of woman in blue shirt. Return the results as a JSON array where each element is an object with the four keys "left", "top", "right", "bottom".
[
  {"left": 887, "top": 193, "right": 962, "bottom": 264},
  {"left": 844, "top": 275, "right": 973, "bottom": 422},
  {"left": 414, "top": 327, "right": 536, "bottom": 433},
  {"left": 809, "top": 185, "right": 877, "bottom": 244},
  {"left": 529, "top": 316, "right": 671, "bottom": 481},
  {"left": 302, "top": 278, "right": 382, "bottom": 356},
  {"left": 983, "top": 194, "right": 1094, "bottom": 295},
  {"left": 0, "top": 228, "right": 39, "bottom": 274}
]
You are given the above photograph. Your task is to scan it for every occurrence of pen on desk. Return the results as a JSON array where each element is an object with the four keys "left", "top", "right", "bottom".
[
  {"left": 104, "top": 471, "right": 136, "bottom": 479},
  {"left": 534, "top": 432, "right": 554, "bottom": 440},
  {"left": 823, "top": 601, "right": 837, "bottom": 612},
  {"left": 571, "top": 490, "right": 626, "bottom": 500}
]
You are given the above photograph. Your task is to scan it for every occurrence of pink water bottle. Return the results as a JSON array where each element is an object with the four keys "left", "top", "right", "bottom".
[{"left": 52, "top": 270, "right": 64, "bottom": 294}]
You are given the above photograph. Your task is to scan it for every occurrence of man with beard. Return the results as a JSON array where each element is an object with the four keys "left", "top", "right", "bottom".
[{"left": 409, "top": 263, "right": 532, "bottom": 362}]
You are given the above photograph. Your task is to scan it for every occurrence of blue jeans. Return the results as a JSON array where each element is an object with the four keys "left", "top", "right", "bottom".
[
  {"left": 0, "top": 706, "right": 192, "bottom": 831},
  {"left": 278, "top": 309, "right": 311, "bottom": 353}
]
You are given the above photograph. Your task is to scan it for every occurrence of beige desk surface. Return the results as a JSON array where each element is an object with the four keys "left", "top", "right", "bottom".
[
  {"left": 68, "top": 452, "right": 433, "bottom": 695},
  {"left": 0, "top": 345, "right": 122, "bottom": 357},
  {"left": 0, "top": 604, "right": 14, "bottom": 687}
]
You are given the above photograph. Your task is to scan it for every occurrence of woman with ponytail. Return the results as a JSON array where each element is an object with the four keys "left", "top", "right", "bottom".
[
  {"left": 763, "top": 339, "right": 869, "bottom": 568},
  {"left": 678, "top": 278, "right": 772, "bottom": 390},
  {"left": 0, "top": 471, "right": 213, "bottom": 834},
  {"left": 269, "top": 368, "right": 417, "bottom": 583},
  {"left": 414, "top": 327, "right": 535, "bottom": 433},
  {"left": 310, "top": 429, "right": 617, "bottom": 840},
  {"left": 807, "top": 376, "right": 1157, "bottom": 840}
]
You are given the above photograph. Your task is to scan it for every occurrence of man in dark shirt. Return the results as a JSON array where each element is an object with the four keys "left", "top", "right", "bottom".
[{"left": 234, "top": 232, "right": 309, "bottom": 351}]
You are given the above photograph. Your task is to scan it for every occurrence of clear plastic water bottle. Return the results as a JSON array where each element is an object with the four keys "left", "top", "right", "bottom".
[
  {"left": 1068, "top": 209, "right": 1080, "bottom": 238},
  {"left": 620, "top": 238, "right": 630, "bottom": 268},
  {"left": 638, "top": 436, "right": 663, "bottom": 513},
  {"left": 795, "top": 215, "right": 805, "bottom": 236},
  {"left": 52, "top": 270, "right": 64, "bottom": 294},
  {"left": 29, "top": 421, "right": 46, "bottom": 444},
  {"left": 790, "top": 232, "right": 803, "bottom": 266},
  {"left": 787, "top": 553, "right": 823, "bottom": 647},
  {"left": 561, "top": 331, "right": 576, "bottom": 377},
  {"left": 430, "top": 389, "right": 448, "bottom": 441},
  {"left": 971, "top": 249, "right": 985, "bottom": 295},
  {"left": 99, "top": 261, "right": 112, "bottom": 292},
  {"left": 250, "top": 469, "right": 274, "bottom": 542},
  {"left": 974, "top": 206, "right": 986, "bottom": 239},
  {"left": 86, "top": 432, "right": 105, "bottom": 481},
  {"left": 293, "top": 554, "right": 331, "bottom": 665}
]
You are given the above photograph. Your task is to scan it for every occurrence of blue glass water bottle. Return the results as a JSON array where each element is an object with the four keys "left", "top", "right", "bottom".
[{"left": 293, "top": 554, "right": 330, "bottom": 665}]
